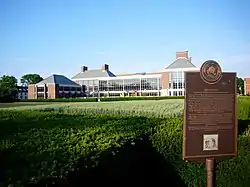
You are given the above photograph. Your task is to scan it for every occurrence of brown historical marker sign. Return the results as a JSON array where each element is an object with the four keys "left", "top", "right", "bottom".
[{"left": 183, "top": 60, "right": 237, "bottom": 163}]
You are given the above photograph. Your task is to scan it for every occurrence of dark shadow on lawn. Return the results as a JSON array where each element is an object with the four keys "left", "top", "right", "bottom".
[
  {"left": 238, "top": 119, "right": 250, "bottom": 135},
  {"left": 29, "top": 138, "right": 187, "bottom": 187},
  {"left": 0, "top": 148, "right": 30, "bottom": 185}
]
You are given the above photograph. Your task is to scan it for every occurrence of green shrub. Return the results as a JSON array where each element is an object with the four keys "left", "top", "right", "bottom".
[
  {"left": 237, "top": 96, "right": 250, "bottom": 120},
  {"left": 19, "top": 96, "right": 184, "bottom": 103},
  {"left": 1, "top": 96, "right": 250, "bottom": 186},
  {"left": 20, "top": 97, "right": 98, "bottom": 102},
  {"left": 0, "top": 110, "right": 164, "bottom": 186},
  {"left": 150, "top": 116, "right": 250, "bottom": 187}
]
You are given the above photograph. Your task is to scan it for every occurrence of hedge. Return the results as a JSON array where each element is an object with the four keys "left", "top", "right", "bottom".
[
  {"left": 0, "top": 110, "right": 250, "bottom": 186},
  {"left": 15, "top": 95, "right": 250, "bottom": 103},
  {"left": 0, "top": 97, "right": 250, "bottom": 186},
  {"left": 17, "top": 96, "right": 184, "bottom": 103}
]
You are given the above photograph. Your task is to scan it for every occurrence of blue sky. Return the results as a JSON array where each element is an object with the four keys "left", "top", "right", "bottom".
[{"left": 1, "top": 0, "right": 250, "bottom": 81}]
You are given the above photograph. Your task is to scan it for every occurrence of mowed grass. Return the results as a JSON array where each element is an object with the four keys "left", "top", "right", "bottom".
[{"left": 1, "top": 99, "right": 184, "bottom": 118}]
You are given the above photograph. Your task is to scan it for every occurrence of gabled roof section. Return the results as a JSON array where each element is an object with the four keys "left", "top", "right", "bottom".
[
  {"left": 36, "top": 74, "right": 80, "bottom": 86},
  {"left": 165, "top": 58, "right": 196, "bottom": 69},
  {"left": 72, "top": 69, "right": 116, "bottom": 79}
]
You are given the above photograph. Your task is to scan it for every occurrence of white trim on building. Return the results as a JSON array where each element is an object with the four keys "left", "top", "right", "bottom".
[
  {"left": 244, "top": 79, "right": 247, "bottom": 95},
  {"left": 162, "top": 67, "right": 199, "bottom": 72},
  {"left": 71, "top": 74, "right": 162, "bottom": 81}
]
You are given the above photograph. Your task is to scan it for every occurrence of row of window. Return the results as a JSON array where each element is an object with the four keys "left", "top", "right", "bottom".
[
  {"left": 171, "top": 72, "right": 184, "bottom": 80},
  {"left": 37, "top": 92, "right": 85, "bottom": 99},
  {"left": 37, "top": 86, "right": 82, "bottom": 92},
  {"left": 169, "top": 82, "right": 185, "bottom": 89},
  {"left": 76, "top": 78, "right": 162, "bottom": 92},
  {"left": 169, "top": 91, "right": 185, "bottom": 96}
]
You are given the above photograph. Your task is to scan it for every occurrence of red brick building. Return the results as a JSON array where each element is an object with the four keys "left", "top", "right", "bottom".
[
  {"left": 244, "top": 78, "right": 250, "bottom": 95},
  {"left": 28, "top": 51, "right": 200, "bottom": 99},
  {"left": 28, "top": 74, "right": 83, "bottom": 99}
]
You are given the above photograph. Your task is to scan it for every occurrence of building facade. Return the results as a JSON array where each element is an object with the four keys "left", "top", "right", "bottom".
[
  {"left": 27, "top": 51, "right": 201, "bottom": 99},
  {"left": 71, "top": 51, "right": 199, "bottom": 97},
  {"left": 28, "top": 74, "right": 83, "bottom": 99},
  {"left": 244, "top": 78, "right": 250, "bottom": 95},
  {"left": 17, "top": 86, "right": 28, "bottom": 100}
]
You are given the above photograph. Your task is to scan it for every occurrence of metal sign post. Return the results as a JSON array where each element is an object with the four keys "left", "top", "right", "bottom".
[{"left": 206, "top": 158, "right": 215, "bottom": 187}]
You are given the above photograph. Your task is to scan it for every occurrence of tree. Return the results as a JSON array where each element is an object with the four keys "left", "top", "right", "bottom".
[
  {"left": 0, "top": 75, "right": 18, "bottom": 102},
  {"left": 237, "top": 77, "right": 244, "bottom": 95},
  {"left": 21, "top": 74, "right": 43, "bottom": 86}
]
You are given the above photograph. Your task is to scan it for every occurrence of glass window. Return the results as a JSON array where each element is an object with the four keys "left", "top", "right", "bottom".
[
  {"left": 70, "top": 87, "right": 76, "bottom": 91},
  {"left": 99, "top": 80, "right": 108, "bottom": 91},
  {"left": 125, "top": 79, "right": 140, "bottom": 91},
  {"left": 172, "top": 72, "right": 178, "bottom": 79},
  {"left": 64, "top": 87, "right": 70, "bottom": 91},
  {"left": 178, "top": 82, "right": 185, "bottom": 89},
  {"left": 158, "top": 78, "right": 162, "bottom": 89},
  {"left": 109, "top": 80, "right": 123, "bottom": 91},
  {"left": 83, "top": 80, "right": 88, "bottom": 85},
  {"left": 173, "top": 82, "right": 178, "bottom": 89},
  {"left": 88, "top": 85, "right": 93, "bottom": 92},
  {"left": 37, "top": 87, "right": 44, "bottom": 92},
  {"left": 177, "top": 71, "right": 183, "bottom": 79},
  {"left": 88, "top": 80, "right": 93, "bottom": 86},
  {"left": 141, "top": 78, "right": 159, "bottom": 90}
]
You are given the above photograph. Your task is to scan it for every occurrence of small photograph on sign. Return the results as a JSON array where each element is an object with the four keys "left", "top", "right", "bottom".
[{"left": 203, "top": 134, "right": 218, "bottom": 151}]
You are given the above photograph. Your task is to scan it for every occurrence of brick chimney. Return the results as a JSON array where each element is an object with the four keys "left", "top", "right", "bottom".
[
  {"left": 176, "top": 50, "right": 189, "bottom": 59},
  {"left": 81, "top": 66, "right": 88, "bottom": 72},
  {"left": 102, "top": 64, "right": 109, "bottom": 71}
]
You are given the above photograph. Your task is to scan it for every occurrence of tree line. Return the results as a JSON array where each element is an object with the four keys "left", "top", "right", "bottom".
[
  {"left": 0, "top": 74, "right": 246, "bottom": 102},
  {"left": 0, "top": 74, "right": 43, "bottom": 102}
]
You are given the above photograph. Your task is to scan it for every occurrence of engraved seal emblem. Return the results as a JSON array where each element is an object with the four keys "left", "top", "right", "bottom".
[{"left": 200, "top": 60, "right": 222, "bottom": 84}]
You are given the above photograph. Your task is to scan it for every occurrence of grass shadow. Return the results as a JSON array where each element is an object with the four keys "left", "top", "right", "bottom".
[
  {"left": 30, "top": 137, "right": 187, "bottom": 187},
  {"left": 238, "top": 119, "right": 250, "bottom": 135},
  {"left": 0, "top": 148, "right": 30, "bottom": 185}
]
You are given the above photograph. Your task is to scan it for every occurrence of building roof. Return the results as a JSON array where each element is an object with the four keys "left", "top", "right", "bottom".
[
  {"left": 165, "top": 58, "right": 196, "bottom": 69},
  {"left": 117, "top": 72, "right": 161, "bottom": 77},
  {"left": 36, "top": 74, "right": 80, "bottom": 86},
  {"left": 72, "top": 69, "right": 116, "bottom": 79}
]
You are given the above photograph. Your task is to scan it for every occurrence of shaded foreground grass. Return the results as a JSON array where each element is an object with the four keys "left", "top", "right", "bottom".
[{"left": 0, "top": 110, "right": 250, "bottom": 187}]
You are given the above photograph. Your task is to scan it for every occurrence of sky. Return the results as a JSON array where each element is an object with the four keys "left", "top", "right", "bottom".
[{"left": 1, "top": 0, "right": 250, "bottom": 82}]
